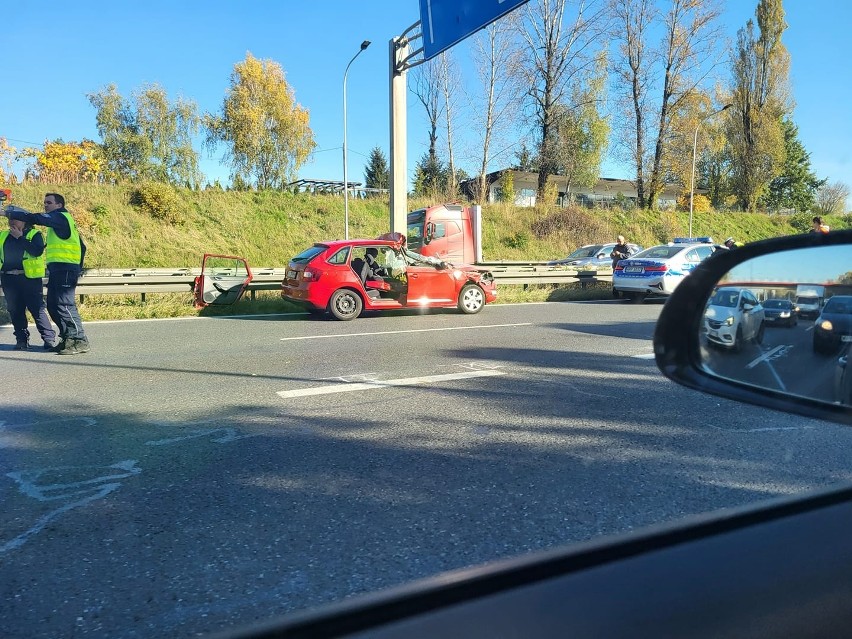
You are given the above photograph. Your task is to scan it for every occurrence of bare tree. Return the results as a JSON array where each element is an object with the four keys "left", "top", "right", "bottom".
[
  {"left": 520, "top": 0, "right": 609, "bottom": 200},
  {"left": 815, "top": 181, "right": 850, "bottom": 216},
  {"left": 609, "top": 0, "right": 656, "bottom": 208},
  {"left": 410, "top": 61, "right": 444, "bottom": 166},
  {"left": 437, "top": 51, "right": 462, "bottom": 198},
  {"left": 610, "top": 0, "right": 724, "bottom": 209},
  {"left": 469, "top": 20, "right": 522, "bottom": 203}
]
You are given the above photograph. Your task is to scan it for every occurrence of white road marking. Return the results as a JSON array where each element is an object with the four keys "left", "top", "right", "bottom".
[
  {"left": 277, "top": 369, "right": 506, "bottom": 399},
  {"left": 145, "top": 427, "right": 253, "bottom": 446},
  {"left": 632, "top": 353, "right": 656, "bottom": 359},
  {"left": 279, "top": 323, "right": 532, "bottom": 341},
  {"left": 2, "top": 460, "right": 141, "bottom": 553},
  {"left": 746, "top": 345, "right": 785, "bottom": 369}
]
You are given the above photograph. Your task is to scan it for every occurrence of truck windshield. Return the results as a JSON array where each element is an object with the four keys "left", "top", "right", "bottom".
[{"left": 407, "top": 209, "right": 426, "bottom": 251}]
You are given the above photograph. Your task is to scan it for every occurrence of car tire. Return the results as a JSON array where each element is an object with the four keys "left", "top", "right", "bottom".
[
  {"left": 753, "top": 322, "right": 765, "bottom": 345},
  {"left": 328, "top": 289, "right": 363, "bottom": 321},
  {"left": 733, "top": 326, "right": 743, "bottom": 353},
  {"left": 458, "top": 284, "right": 485, "bottom": 314}
]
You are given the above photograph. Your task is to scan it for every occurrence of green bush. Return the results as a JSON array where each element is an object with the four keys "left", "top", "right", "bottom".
[
  {"left": 130, "top": 183, "right": 184, "bottom": 224},
  {"left": 501, "top": 231, "right": 530, "bottom": 250}
]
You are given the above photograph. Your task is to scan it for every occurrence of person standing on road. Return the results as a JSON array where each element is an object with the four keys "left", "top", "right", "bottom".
[
  {"left": 0, "top": 217, "right": 57, "bottom": 350},
  {"left": 2, "top": 193, "right": 90, "bottom": 355},
  {"left": 610, "top": 235, "right": 633, "bottom": 269}
]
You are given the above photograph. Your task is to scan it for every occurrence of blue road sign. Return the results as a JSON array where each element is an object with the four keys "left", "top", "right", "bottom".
[{"left": 419, "top": 0, "right": 529, "bottom": 61}]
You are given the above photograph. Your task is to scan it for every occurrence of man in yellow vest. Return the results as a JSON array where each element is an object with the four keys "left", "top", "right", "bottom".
[
  {"left": 0, "top": 217, "right": 57, "bottom": 350},
  {"left": 3, "top": 193, "right": 89, "bottom": 354}
]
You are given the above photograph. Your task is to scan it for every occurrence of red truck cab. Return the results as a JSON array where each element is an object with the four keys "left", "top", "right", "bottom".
[{"left": 406, "top": 203, "right": 480, "bottom": 264}]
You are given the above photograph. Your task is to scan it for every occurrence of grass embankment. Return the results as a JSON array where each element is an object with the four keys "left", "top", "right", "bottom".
[{"left": 1, "top": 183, "right": 845, "bottom": 322}]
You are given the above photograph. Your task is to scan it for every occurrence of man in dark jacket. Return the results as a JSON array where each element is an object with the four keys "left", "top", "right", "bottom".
[
  {"left": 0, "top": 218, "right": 56, "bottom": 350},
  {"left": 610, "top": 235, "right": 633, "bottom": 269},
  {"left": 3, "top": 193, "right": 90, "bottom": 355}
]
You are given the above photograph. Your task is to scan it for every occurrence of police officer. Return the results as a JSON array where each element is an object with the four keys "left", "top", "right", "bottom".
[
  {"left": 723, "top": 237, "right": 741, "bottom": 249},
  {"left": 0, "top": 218, "right": 57, "bottom": 350},
  {"left": 3, "top": 193, "right": 90, "bottom": 355}
]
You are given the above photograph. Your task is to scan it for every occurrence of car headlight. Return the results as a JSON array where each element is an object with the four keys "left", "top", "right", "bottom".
[
  {"left": 724, "top": 316, "right": 735, "bottom": 326},
  {"left": 819, "top": 320, "right": 833, "bottom": 331},
  {"left": 779, "top": 311, "right": 790, "bottom": 318}
]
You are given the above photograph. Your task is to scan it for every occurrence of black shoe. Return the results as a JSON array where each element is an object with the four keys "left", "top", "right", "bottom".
[
  {"left": 58, "top": 338, "right": 91, "bottom": 355},
  {"left": 14, "top": 341, "right": 29, "bottom": 351},
  {"left": 52, "top": 338, "right": 66, "bottom": 353},
  {"left": 43, "top": 340, "right": 57, "bottom": 351}
]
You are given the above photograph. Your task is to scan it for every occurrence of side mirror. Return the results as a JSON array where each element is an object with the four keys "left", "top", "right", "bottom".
[{"left": 654, "top": 230, "right": 852, "bottom": 425}]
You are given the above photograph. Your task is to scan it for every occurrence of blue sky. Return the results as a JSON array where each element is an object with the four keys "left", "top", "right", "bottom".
[{"left": 3, "top": 1, "right": 850, "bottom": 203}]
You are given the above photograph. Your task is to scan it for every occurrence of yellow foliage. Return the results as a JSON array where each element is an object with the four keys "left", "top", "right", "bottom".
[
  {"left": 676, "top": 192, "right": 711, "bottom": 213},
  {"left": 20, "top": 139, "right": 103, "bottom": 183}
]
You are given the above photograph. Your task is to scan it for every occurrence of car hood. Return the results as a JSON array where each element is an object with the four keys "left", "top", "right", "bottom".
[{"left": 705, "top": 306, "right": 737, "bottom": 322}]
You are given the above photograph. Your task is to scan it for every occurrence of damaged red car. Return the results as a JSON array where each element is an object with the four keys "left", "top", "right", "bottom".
[{"left": 281, "top": 232, "right": 497, "bottom": 320}]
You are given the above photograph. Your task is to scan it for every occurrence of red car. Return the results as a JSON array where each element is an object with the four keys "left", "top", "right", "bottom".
[{"left": 281, "top": 233, "right": 497, "bottom": 320}]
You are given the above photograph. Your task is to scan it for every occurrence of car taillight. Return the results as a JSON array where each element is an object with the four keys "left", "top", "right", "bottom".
[
  {"left": 303, "top": 266, "right": 321, "bottom": 281},
  {"left": 643, "top": 265, "right": 669, "bottom": 272}
]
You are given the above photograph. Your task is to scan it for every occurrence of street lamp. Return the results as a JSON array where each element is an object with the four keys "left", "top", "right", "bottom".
[
  {"left": 689, "top": 103, "right": 732, "bottom": 237},
  {"left": 343, "top": 40, "right": 371, "bottom": 240}
]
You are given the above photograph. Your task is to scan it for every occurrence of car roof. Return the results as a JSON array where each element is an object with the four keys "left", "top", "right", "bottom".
[{"left": 316, "top": 239, "right": 400, "bottom": 250}]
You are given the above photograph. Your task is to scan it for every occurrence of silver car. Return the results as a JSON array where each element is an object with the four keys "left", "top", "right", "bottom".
[{"left": 548, "top": 242, "right": 642, "bottom": 268}]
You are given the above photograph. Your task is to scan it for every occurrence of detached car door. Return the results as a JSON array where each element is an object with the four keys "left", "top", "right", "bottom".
[{"left": 193, "top": 254, "right": 253, "bottom": 307}]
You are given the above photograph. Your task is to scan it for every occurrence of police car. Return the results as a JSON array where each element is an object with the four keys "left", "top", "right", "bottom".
[{"left": 612, "top": 237, "right": 718, "bottom": 302}]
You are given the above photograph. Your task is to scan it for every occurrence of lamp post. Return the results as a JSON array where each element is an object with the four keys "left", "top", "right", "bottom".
[
  {"left": 343, "top": 40, "right": 371, "bottom": 240},
  {"left": 689, "top": 103, "right": 732, "bottom": 237}
]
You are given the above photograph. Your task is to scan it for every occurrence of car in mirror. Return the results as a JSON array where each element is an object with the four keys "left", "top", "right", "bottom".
[{"left": 654, "top": 230, "right": 852, "bottom": 423}]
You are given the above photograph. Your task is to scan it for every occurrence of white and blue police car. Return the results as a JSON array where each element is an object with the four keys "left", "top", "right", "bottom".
[{"left": 612, "top": 237, "right": 718, "bottom": 302}]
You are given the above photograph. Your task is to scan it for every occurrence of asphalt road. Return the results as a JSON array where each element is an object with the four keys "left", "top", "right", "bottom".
[{"left": 1, "top": 300, "right": 851, "bottom": 638}]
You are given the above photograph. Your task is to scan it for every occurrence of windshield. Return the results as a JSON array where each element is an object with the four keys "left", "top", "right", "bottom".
[
  {"left": 823, "top": 297, "right": 852, "bottom": 314},
  {"left": 290, "top": 244, "right": 326, "bottom": 264},
  {"left": 632, "top": 245, "right": 684, "bottom": 259},
  {"left": 567, "top": 245, "right": 604, "bottom": 258},
  {"left": 763, "top": 300, "right": 789, "bottom": 309},
  {"left": 709, "top": 289, "right": 740, "bottom": 307},
  {"left": 406, "top": 209, "right": 426, "bottom": 251}
]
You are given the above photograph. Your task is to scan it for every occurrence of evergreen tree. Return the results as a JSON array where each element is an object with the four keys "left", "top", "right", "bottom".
[
  {"left": 412, "top": 152, "right": 446, "bottom": 198},
  {"left": 364, "top": 146, "right": 389, "bottom": 192},
  {"left": 761, "top": 118, "right": 824, "bottom": 213}
]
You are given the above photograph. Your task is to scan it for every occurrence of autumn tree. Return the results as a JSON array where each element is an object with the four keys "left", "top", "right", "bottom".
[
  {"left": 205, "top": 53, "right": 315, "bottom": 189},
  {"left": 88, "top": 83, "right": 202, "bottom": 186},
  {"left": 761, "top": 118, "right": 823, "bottom": 213},
  {"left": 815, "top": 181, "right": 850, "bottom": 216},
  {"left": 19, "top": 139, "right": 102, "bottom": 183},
  {"left": 469, "top": 20, "right": 522, "bottom": 203},
  {"left": 0, "top": 138, "right": 16, "bottom": 183},
  {"left": 727, "top": 0, "right": 791, "bottom": 211},
  {"left": 364, "top": 146, "right": 389, "bottom": 192},
  {"left": 552, "top": 52, "right": 609, "bottom": 200},
  {"left": 520, "top": 0, "right": 609, "bottom": 200}
]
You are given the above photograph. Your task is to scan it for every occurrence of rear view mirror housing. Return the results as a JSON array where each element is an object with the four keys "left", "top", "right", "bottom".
[{"left": 654, "top": 229, "right": 852, "bottom": 426}]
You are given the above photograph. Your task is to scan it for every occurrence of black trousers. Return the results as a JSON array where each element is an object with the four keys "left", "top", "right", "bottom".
[
  {"left": 46, "top": 269, "right": 87, "bottom": 341},
  {"left": 1, "top": 273, "right": 56, "bottom": 344}
]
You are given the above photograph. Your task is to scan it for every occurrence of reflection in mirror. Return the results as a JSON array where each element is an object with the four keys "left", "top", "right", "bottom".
[{"left": 698, "top": 245, "right": 852, "bottom": 407}]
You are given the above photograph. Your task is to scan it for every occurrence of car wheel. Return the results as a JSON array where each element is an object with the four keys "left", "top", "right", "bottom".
[
  {"left": 328, "top": 289, "right": 363, "bottom": 321},
  {"left": 733, "top": 326, "right": 743, "bottom": 353},
  {"left": 458, "top": 284, "right": 485, "bottom": 314},
  {"left": 753, "top": 322, "right": 765, "bottom": 345}
]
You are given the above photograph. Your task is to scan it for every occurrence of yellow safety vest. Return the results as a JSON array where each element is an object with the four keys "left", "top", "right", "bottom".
[
  {"left": 0, "top": 228, "right": 47, "bottom": 279},
  {"left": 45, "top": 211, "right": 82, "bottom": 266}
]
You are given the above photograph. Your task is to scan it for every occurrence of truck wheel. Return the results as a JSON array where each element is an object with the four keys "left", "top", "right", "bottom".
[
  {"left": 328, "top": 289, "right": 363, "bottom": 321},
  {"left": 458, "top": 284, "right": 485, "bottom": 314}
]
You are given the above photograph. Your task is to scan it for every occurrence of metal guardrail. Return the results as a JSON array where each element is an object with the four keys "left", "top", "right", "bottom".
[{"left": 0, "top": 265, "right": 613, "bottom": 300}]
